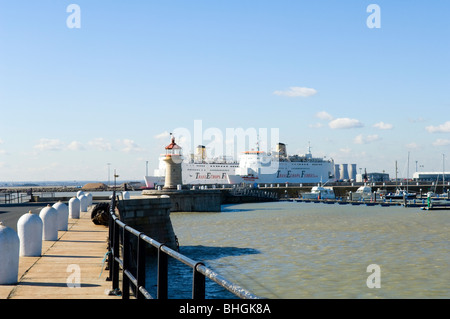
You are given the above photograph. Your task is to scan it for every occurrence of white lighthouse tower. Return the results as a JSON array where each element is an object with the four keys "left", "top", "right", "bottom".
[{"left": 163, "top": 134, "right": 183, "bottom": 189}]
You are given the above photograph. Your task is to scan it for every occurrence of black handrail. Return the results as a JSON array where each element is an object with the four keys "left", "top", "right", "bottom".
[{"left": 107, "top": 193, "right": 261, "bottom": 299}]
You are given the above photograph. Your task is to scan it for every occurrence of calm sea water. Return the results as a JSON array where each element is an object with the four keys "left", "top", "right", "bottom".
[{"left": 166, "top": 201, "right": 450, "bottom": 299}]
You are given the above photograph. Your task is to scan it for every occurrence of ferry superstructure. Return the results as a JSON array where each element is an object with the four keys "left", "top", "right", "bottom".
[{"left": 226, "top": 143, "right": 336, "bottom": 185}]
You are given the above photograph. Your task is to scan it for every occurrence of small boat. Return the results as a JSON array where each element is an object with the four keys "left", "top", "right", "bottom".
[
  {"left": 301, "top": 185, "right": 336, "bottom": 200},
  {"left": 350, "top": 185, "right": 373, "bottom": 201},
  {"left": 385, "top": 189, "right": 417, "bottom": 200}
]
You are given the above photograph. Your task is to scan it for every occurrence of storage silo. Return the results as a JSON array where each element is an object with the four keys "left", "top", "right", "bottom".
[
  {"left": 335, "top": 164, "right": 341, "bottom": 180},
  {"left": 339, "top": 164, "right": 349, "bottom": 180},
  {"left": 349, "top": 164, "right": 357, "bottom": 181}
]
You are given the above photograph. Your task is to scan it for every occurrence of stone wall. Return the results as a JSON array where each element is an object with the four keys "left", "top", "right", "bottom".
[
  {"left": 116, "top": 197, "right": 178, "bottom": 251},
  {"left": 141, "top": 189, "right": 222, "bottom": 212}
]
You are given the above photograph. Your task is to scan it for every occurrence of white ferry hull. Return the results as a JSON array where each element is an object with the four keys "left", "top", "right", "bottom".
[
  {"left": 144, "top": 162, "right": 238, "bottom": 187},
  {"left": 227, "top": 162, "right": 335, "bottom": 185}
]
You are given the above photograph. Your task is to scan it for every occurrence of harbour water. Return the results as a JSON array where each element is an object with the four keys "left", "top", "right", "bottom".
[{"left": 167, "top": 201, "right": 450, "bottom": 299}]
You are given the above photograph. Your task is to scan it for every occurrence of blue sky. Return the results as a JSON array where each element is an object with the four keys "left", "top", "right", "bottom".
[{"left": 0, "top": 1, "right": 449, "bottom": 182}]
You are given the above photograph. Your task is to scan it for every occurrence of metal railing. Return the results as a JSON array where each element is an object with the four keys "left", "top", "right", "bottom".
[
  {"left": 0, "top": 192, "right": 29, "bottom": 204},
  {"left": 107, "top": 194, "right": 261, "bottom": 299}
]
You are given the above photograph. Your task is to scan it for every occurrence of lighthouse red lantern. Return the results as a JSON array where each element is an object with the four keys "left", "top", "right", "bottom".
[{"left": 165, "top": 135, "right": 182, "bottom": 157}]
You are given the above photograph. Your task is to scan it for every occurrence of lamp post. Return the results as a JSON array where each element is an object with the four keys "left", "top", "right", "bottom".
[
  {"left": 107, "top": 163, "right": 111, "bottom": 186},
  {"left": 114, "top": 169, "right": 119, "bottom": 189}
]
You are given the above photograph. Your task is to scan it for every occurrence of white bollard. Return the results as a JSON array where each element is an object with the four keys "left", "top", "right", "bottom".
[
  {"left": 17, "top": 211, "right": 43, "bottom": 257},
  {"left": 39, "top": 205, "right": 59, "bottom": 241},
  {"left": 0, "top": 222, "right": 20, "bottom": 285},
  {"left": 69, "top": 196, "right": 81, "bottom": 219},
  {"left": 122, "top": 191, "right": 130, "bottom": 199},
  {"left": 86, "top": 193, "right": 93, "bottom": 206},
  {"left": 53, "top": 201, "right": 69, "bottom": 231},
  {"left": 79, "top": 194, "right": 88, "bottom": 212},
  {"left": 76, "top": 190, "right": 85, "bottom": 198}
]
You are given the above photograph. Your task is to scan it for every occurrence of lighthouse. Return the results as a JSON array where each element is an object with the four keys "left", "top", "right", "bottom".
[{"left": 163, "top": 134, "right": 183, "bottom": 189}]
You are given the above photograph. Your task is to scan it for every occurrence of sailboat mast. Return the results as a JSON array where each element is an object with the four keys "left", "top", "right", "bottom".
[
  {"left": 395, "top": 160, "right": 398, "bottom": 190},
  {"left": 407, "top": 152, "right": 410, "bottom": 192}
]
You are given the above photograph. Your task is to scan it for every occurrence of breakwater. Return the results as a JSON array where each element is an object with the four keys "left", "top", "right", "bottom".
[
  {"left": 284, "top": 197, "right": 450, "bottom": 209},
  {"left": 260, "top": 183, "right": 449, "bottom": 198}
]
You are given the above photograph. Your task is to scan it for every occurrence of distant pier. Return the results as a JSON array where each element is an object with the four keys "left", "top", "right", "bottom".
[
  {"left": 142, "top": 186, "right": 278, "bottom": 212},
  {"left": 284, "top": 195, "right": 450, "bottom": 209}
]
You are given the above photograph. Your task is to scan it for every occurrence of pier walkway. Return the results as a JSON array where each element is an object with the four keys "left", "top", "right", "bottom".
[{"left": 0, "top": 210, "right": 120, "bottom": 299}]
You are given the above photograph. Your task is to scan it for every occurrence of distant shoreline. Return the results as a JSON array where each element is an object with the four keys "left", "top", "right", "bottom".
[{"left": 0, "top": 185, "right": 129, "bottom": 193}]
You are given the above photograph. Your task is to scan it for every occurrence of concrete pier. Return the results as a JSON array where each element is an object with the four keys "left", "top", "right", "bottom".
[
  {"left": 116, "top": 197, "right": 178, "bottom": 250},
  {"left": 0, "top": 209, "right": 120, "bottom": 299},
  {"left": 141, "top": 189, "right": 222, "bottom": 212}
]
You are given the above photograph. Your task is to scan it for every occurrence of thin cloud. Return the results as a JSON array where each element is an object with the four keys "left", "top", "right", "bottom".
[
  {"left": 119, "top": 139, "right": 145, "bottom": 153},
  {"left": 329, "top": 118, "right": 364, "bottom": 129},
  {"left": 154, "top": 131, "right": 171, "bottom": 140},
  {"left": 354, "top": 134, "right": 380, "bottom": 144},
  {"left": 373, "top": 122, "right": 393, "bottom": 130},
  {"left": 88, "top": 138, "right": 113, "bottom": 151},
  {"left": 408, "top": 117, "right": 426, "bottom": 123},
  {"left": 426, "top": 121, "right": 450, "bottom": 133},
  {"left": 406, "top": 142, "right": 419, "bottom": 149},
  {"left": 34, "top": 138, "right": 65, "bottom": 151},
  {"left": 316, "top": 111, "right": 334, "bottom": 121},
  {"left": 67, "top": 141, "right": 85, "bottom": 151},
  {"left": 432, "top": 139, "right": 450, "bottom": 146},
  {"left": 273, "top": 86, "right": 317, "bottom": 97},
  {"left": 339, "top": 147, "right": 352, "bottom": 154},
  {"left": 309, "top": 123, "right": 324, "bottom": 128}
]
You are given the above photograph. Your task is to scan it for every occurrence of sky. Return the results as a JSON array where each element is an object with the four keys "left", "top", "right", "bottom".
[{"left": 0, "top": 0, "right": 449, "bottom": 183}]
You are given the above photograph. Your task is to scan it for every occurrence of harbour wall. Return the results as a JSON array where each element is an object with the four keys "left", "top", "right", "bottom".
[
  {"left": 141, "top": 189, "right": 223, "bottom": 212},
  {"left": 115, "top": 197, "right": 178, "bottom": 251}
]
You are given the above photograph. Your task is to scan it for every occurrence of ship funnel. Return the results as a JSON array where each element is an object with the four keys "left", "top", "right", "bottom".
[
  {"left": 276, "top": 143, "right": 287, "bottom": 157},
  {"left": 195, "top": 145, "right": 206, "bottom": 161}
]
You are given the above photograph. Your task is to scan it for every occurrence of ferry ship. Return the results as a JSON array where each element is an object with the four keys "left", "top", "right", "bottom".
[
  {"left": 226, "top": 143, "right": 335, "bottom": 185},
  {"left": 145, "top": 141, "right": 335, "bottom": 187},
  {"left": 144, "top": 144, "right": 239, "bottom": 187}
]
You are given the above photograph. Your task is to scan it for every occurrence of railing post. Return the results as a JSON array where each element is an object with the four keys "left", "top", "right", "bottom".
[
  {"left": 122, "top": 228, "right": 130, "bottom": 299},
  {"left": 136, "top": 235, "right": 146, "bottom": 299},
  {"left": 157, "top": 245, "right": 168, "bottom": 299},
  {"left": 192, "top": 262, "right": 205, "bottom": 299},
  {"left": 107, "top": 209, "right": 114, "bottom": 282},
  {"left": 112, "top": 218, "right": 120, "bottom": 292}
]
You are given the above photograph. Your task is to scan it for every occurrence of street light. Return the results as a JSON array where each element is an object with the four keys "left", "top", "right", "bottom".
[
  {"left": 114, "top": 169, "right": 119, "bottom": 189},
  {"left": 107, "top": 163, "right": 111, "bottom": 186}
]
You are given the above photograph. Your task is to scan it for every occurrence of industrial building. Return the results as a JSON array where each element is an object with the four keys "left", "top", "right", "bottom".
[
  {"left": 412, "top": 172, "right": 450, "bottom": 183},
  {"left": 356, "top": 172, "right": 390, "bottom": 183},
  {"left": 335, "top": 164, "right": 357, "bottom": 181}
]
